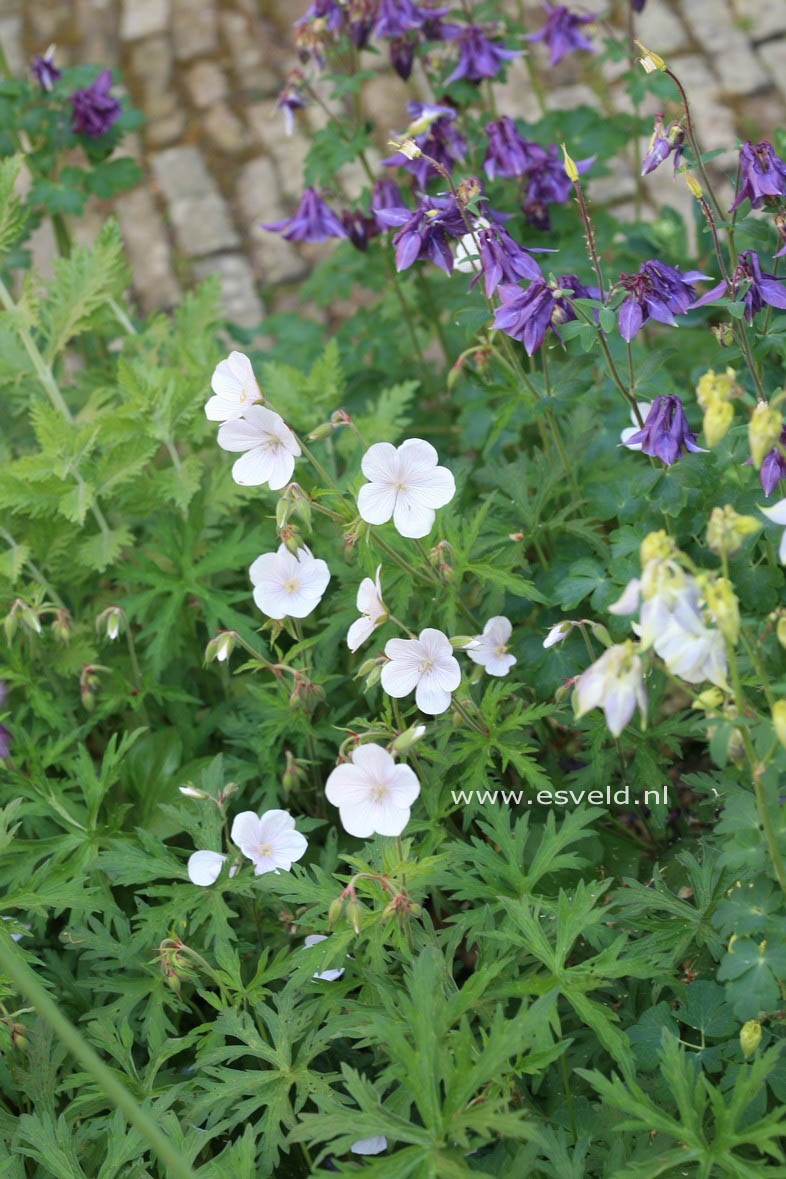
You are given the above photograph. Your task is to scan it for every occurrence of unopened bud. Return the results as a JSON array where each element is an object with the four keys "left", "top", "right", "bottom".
[
  {"left": 727, "top": 727, "right": 745, "bottom": 765},
  {"left": 555, "top": 677, "right": 576, "bottom": 704},
  {"left": 560, "top": 143, "right": 579, "bottom": 182},
  {"left": 702, "top": 576, "right": 740, "bottom": 644},
  {"left": 276, "top": 497, "right": 293, "bottom": 530},
  {"left": 740, "top": 1019, "right": 762, "bottom": 1058},
  {"left": 307, "top": 421, "right": 334, "bottom": 441},
  {"left": 6, "top": 598, "right": 42, "bottom": 641},
  {"left": 179, "top": 784, "right": 208, "bottom": 800},
  {"left": 96, "top": 606, "right": 123, "bottom": 640},
  {"left": 280, "top": 526, "right": 303, "bottom": 555},
  {"left": 635, "top": 40, "right": 665, "bottom": 71},
  {"left": 696, "top": 367, "right": 740, "bottom": 410},
  {"left": 52, "top": 608, "right": 72, "bottom": 643},
  {"left": 692, "top": 687, "right": 724, "bottom": 712},
  {"left": 682, "top": 168, "right": 702, "bottom": 198},
  {"left": 772, "top": 700, "right": 786, "bottom": 749},
  {"left": 327, "top": 895, "right": 344, "bottom": 926},
  {"left": 777, "top": 616, "right": 786, "bottom": 649},
  {"left": 588, "top": 622, "right": 612, "bottom": 647},
  {"left": 450, "top": 635, "right": 474, "bottom": 648},
  {"left": 346, "top": 898, "right": 362, "bottom": 934},
  {"left": 205, "top": 630, "right": 237, "bottom": 664},
  {"left": 712, "top": 323, "right": 735, "bottom": 347},
  {"left": 706, "top": 505, "right": 760, "bottom": 557},
  {"left": 282, "top": 749, "right": 305, "bottom": 793},
  {"left": 749, "top": 401, "right": 783, "bottom": 468},
  {"left": 391, "top": 724, "right": 426, "bottom": 754},
  {"left": 703, "top": 400, "right": 733, "bottom": 447}
]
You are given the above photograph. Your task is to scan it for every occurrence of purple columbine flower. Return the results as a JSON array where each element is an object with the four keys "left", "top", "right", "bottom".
[
  {"left": 389, "top": 36, "right": 416, "bottom": 79},
  {"left": 370, "top": 178, "right": 405, "bottom": 229},
  {"left": 641, "top": 114, "right": 685, "bottom": 176},
  {"left": 624, "top": 395, "right": 704, "bottom": 465},
  {"left": 383, "top": 101, "right": 466, "bottom": 186},
  {"left": 374, "top": 0, "right": 445, "bottom": 37},
  {"left": 348, "top": 0, "right": 377, "bottom": 47},
  {"left": 757, "top": 429, "right": 786, "bottom": 495},
  {"left": 631, "top": 0, "right": 646, "bottom": 10},
  {"left": 469, "top": 224, "right": 545, "bottom": 297},
  {"left": 70, "top": 69, "right": 122, "bottom": 137},
  {"left": 263, "top": 187, "right": 348, "bottom": 243},
  {"left": 483, "top": 116, "right": 549, "bottom": 180},
  {"left": 729, "top": 141, "right": 786, "bottom": 212},
  {"left": 276, "top": 73, "right": 306, "bottom": 136},
  {"left": 376, "top": 194, "right": 465, "bottom": 274},
  {"left": 31, "top": 46, "right": 60, "bottom": 91},
  {"left": 521, "top": 144, "right": 594, "bottom": 228},
  {"left": 493, "top": 274, "right": 597, "bottom": 354},
  {"left": 444, "top": 24, "right": 520, "bottom": 83},
  {"left": 616, "top": 259, "right": 713, "bottom": 340},
  {"left": 341, "top": 208, "right": 378, "bottom": 250},
  {"left": 295, "top": 0, "right": 344, "bottom": 34},
  {"left": 525, "top": 3, "right": 596, "bottom": 67},
  {"left": 692, "top": 250, "right": 786, "bottom": 324}
]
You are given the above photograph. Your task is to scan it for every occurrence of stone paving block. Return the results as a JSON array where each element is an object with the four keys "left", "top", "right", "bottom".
[
  {"left": 219, "top": 10, "right": 279, "bottom": 89},
  {"left": 237, "top": 156, "right": 308, "bottom": 285},
  {"left": 0, "top": 16, "right": 23, "bottom": 74},
  {"left": 171, "top": 0, "right": 218, "bottom": 59},
  {"left": 634, "top": 2, "right": 689, "bottom": 54},
  {"left": 185, "top": 60, "right": 227, "bottom": 109},
  {"left": 115, "top": 186, "right": 181, "bottom": 311},
  {"left": 204, "top": 104, "right": 249, "bottom": 152},
  {"left": 144, "top": 93, "right": 187, "bottom": 148},
  {"left": 759, "top": 39, "right": 786, "bottom": 102},
  {"left": 681, "top": 0, "right": 769, "bottom": 94},
  {"left": 151, "top": 145, "right": 239, "bottom": 255},
  {"left": 120, "top": 0, "right": 170, "bottom": 42},
  {"left": 192, "top": 253, "right": 263, "bottom": 328},
  {"left": 129, "top": 35, "right": 172, "bottom": 101},
  {"left": 732, "top": 0, "right": 786, "bottom": 41}
]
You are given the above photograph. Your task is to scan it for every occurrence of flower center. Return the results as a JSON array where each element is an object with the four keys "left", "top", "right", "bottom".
[
  {"left": 258, "top": 842, "right": 273, "bottom": 858},
  {"left": 419, "top": 657, "right": 434, "bottom": 675},
  {"left": 283, "top": 577, "right": 300, "bottom": 595},
  {"left": 495, "top": 642, "right": 507, "bottom": 657},
  {"left": 369, "top": 780, "right": 389, "bottom": 803}
]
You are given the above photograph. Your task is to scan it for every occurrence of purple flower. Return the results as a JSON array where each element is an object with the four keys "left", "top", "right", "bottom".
[
  {"left": 641, "top": 114, "right": 685, "bottom": 176},
  {"left": 483, "top": 116, "right": 548, "bottom": 180},
  {"left": 348, "top": 0, "right": 377, "bottom": 47},
  {"left": 376, "top": 194, "right": 465, "bottom": 274},
  {"left": 263, "top": 187, "right": 347, "bottom": 243},
  {"left": 493, "top": 274, "right": 597, "bottom": 354},
  {"left": 370, "top": 178, "right": 405, "bottom": 229},
  {"left": 631, "top": 0, "right": 646, "bottom": 10},
  {"left": 444, "top": 24, "right": 520, "bottom": 83},
  {"left": 624, "top": 395, "right": 704, "bottom": 465},
  {"left": 525, "top": 3, "right": 596, "bottom": 67},
  {"left": 276, "top": 74, "right": 306, "bottom": 136},
  {"left": 759, "top": 430, "right": 786, "bottom": 495},
  {"left": 374, "top": 0, "right": 445, "bottom": 37},
  {"left": 341, "top": 208, "right": 378, "bottom": 250},
  {"left": 469, "top": 224, "right": 545, "bottom": 297},
  {"left": 296, "top": 0, "right": 344, "bottom": 34},
  {"left": 383, "top": 101, "right": 466, "bottom": 186},
  {"left": 521, "top": 144, "right": 593, "bottom": 228},
  {"left": 69, "top": 69, "right": 122, "bottom": 138},
  {"left": 31, "top": 46, "right": 60, "bottom": 92},
  {"left": 389, "top": 36, "right": 416, "bottom": 79},
  {"left": 692, "top": 250, "right": 786, "bottom": 324},
  {"left": 616, "top": 259, "right": 712, "bottom": 340},
  {"left": 729, "top": 141, "right": 786, "bottom": 212}
]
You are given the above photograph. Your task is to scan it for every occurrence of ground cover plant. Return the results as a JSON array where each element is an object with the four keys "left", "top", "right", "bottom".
[{"left": 4, "top": 2, "right": 786, "bottom": 1175}]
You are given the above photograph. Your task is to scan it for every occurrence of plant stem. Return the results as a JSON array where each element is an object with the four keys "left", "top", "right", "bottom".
[{"left": 0, "top": 939, "right": 198, "bottom": 1179}]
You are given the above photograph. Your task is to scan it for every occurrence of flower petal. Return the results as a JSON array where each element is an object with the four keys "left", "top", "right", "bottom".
[
  {"left": 187, "top": 849, "right": 227, "bottom": 886},
  {"left": 358, "top": 482, "right": 397, "bottom": 526}
]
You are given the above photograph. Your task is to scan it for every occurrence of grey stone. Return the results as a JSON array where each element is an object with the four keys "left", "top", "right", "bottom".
[
  {"left": 192, "top": 253, "right": 263, "bottom": 328},
  {"left": 681, "top": 0, "right": 769, "bottom": 94},
  {"left": 247, "top": 101, "right": 311, "bottom": 200},
  {"left": 0, "top": 16, "right": 23, "bottom": 74},
  {"left": 732, "top": 0, "right": 786, "bottom": 40},
  {"left": 129, "top": 36, "right": 172, "bottom": 100},
  {"left": 115, "top": 187, "right": 182, "bottom": 311},
  {"left": 219, "top": 10, "right": 277, "bottom": 85},
  {"left": 172, "top": 0, "right": 218, "bottom": 60},
  {"left": 204, "top": 104, "right": 249, "bottom": 152},
  {"left": 120, "top": 0, "right": 170, "bottom": 41},
  {"left": 151, "top": 146, "right": 239, "bottom": 255},
  {"left": 144, "top": 94, "right": 187, "bottom": 147},
  {"left": 759, "top": 40, "right": 786, "bottom": 101},
  {"left": 634, "top": 2, "right": 689, "bottom": 54},
  {"left": 237, "top": 156, "right": 308, "bottom": 285},
  {"left": 184, "top": 60, "right": 227, "bottom": 109}
]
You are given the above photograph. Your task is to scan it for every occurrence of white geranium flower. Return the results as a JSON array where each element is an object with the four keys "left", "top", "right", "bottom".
[
  {"left": 205, "top": 351, "right": 262, "bottom": 421},
  {"left": 325, "top": 743, "right": 420, "bottom": 837},
  {"left": 217, "top": 404, "right": 301, "bottom": 489},
  {"left": 347, "top": 565, "right": 386, "bottom": 652},
  {"left": 304, "top": 933, "right": 345, "bottom": 981},
  {"left": 543, "top": 620, "right": 576, "bottom": 647},
  {"left": 351, "top": 1136, "right": 387, "bottom": 1155},
  {"left": 620, "top": 402, "right": 652, "bottom": 450},
  {"left": 381, "top": 628, "right": 461, "bottom": 715},
  {"left": 357, "top": 439, "right": 455, "bottom": 539},
  {"left": 464, "top": 616, "right": 516, "bottom": 676},
  {"left": 230, "top": 809, "right": 308, "bottom": 874},
  {"left": 250, "top": 544, "right": 330, "bottom": 619},
  {"left": 574, "top": 641, "right": 647, "bottom": 737},
  {"left": 187, "top": 849, "right": 238, "bottom": 887},
  {"left": 761, "top": 497, "right": 786, "bottom": 563}
]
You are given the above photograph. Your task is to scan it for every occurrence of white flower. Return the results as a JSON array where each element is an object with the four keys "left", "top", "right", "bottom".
[
  {"left": 464, "top": 616, "right": 516, "bottom": 676},
  {"left": 250, "top": 544, "right": 330, "bottom": 620},
  {"left": 230, "top": 809, "right": 308, "bottom": 875},
  {"left": 761, "top": 497, "right": 786, "bottom": 563},
  {"left": 574, "top": 641, "right": 647, "bottom": 737},
  {"left": 325, "top": 743, "right": 420, "bottom": 838},
  {"left": 304, "top": 933, "right": 345, "bottom": 981},
  {"left": 653, "top": 593, "right": 728, "bottom": 688},
  {"left": 381, "top": 628, "right": 461, "bottom": 715},
  {"left": 187, "top": 849, "right": 238, "bottom": 887},
  {"left": 454, "top": 217, "right": 489, "bottom": 274},
  {"left": 347, "top": 565, "right": 386, "bottom": 652},
  {"left": 543, "top": 619, "right": 576, "bottom": 647},
  {"left": 620, "top": 402, "right": 652, "bottom": 450},
  {"left": 217, "top": 404, "right": 301, "bottom": 489},
  {"left": 608, "top": 579, "right": 642, "bottom": 615},
  {"left": 351, "top": 1136, "right": 387, "bottom": 1155},
  {"left": 357, "top": 439, "right": 455, "bottom": 539},
  {"left": 205, "top": 351, "right": 262, "bottom": 422}
]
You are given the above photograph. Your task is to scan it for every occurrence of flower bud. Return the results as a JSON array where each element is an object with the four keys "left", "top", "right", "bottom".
[
  {"left": 346, "top": 898, "right": 362, "bottom": 934},
  {"left": 696, "top": 367, "right": 740, "bottom": 410},
  {"left": 692, "top": 687, "right": 724, "bottom": 713},
  {"left": 450, "top": 635, "right": 474, "bottom": 648},
  {"left": 49, "top": 608, "right": 71, "bottom": 643},
  {"left": 391, "top": 724, "right": 426, "bottom": 754},
  {"left": 280, "top": 525, "right": 303, "bottom": 555},
  {"left": 327, "top": 895, "right": 344, "bottom": 926},
  {"left": 276, "top": 497, "right": 294, "bottom": 530},
  {"left": 221, "top": 780, "right": 239, "bottom": 800},
  {"left": 635, "top": 40, "right": 666, "bottom": 71},
  {"left": 706, "top": 505, "right": 760, "bottom": 557},
  {"left": 772, "top": 700, "right": 786, "bottom": 749},
  {"left": 307, "top": 421, "right": 334, "bottom": 441},
  {"left": 560, "top": 143, "right": 579, "bottom": 182},
  {"left": 640, "top": 529, "right": 675, "bottom": 566},
  {"left": 740, "top": 1019, "right": 762, "bottom": 1058},
  {"left": 588, "top": 622, "right": 612, "bottom": 648},
  {"left": 749, "top": 401, "right": 783, "bottom": 468},
  {"left": 727, "top": 727, "right": 745, "bottom": 765},
  {"left": 282, "top": 749, "right": 305, "bottom": 794},
  {"left": 389, "top": 136, "right": 420, "bottom": 160},
  {"left": 682, "top": 169, "right": 702, "bottom": 198},
  {"left": 777, "top": 616, "right": 786, "bottom": 649},
  {"left": 179, "top": 784, "right": 207, "bottom": 799},
  {"left": 712, "top": 323, "right": 735, "bottom": 347},
  {"left": 702, "top": 576, "right": 740, "bottom": 644},
  {"left": 703, "top": 400, "right": 734, "bottom": 447},
  {"left": 205, "top": 630, "right": 236, "bottom": 664},
  {"left": 5, "top": 598, "right": 42, "bottom": 641}
]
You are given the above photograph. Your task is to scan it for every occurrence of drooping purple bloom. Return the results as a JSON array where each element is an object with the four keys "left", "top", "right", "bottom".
[
  {"left": 616, "top": 259, "right": 713, "bottom": 340},
  {"left": 376, "top": 194, "right": 465, "bottom": 274},
  {"left": 525, "top": 3, "right": 596, "bottom": 67},
  {"left": 370, "top": 178, "right": 405, "bottom": 229},
  {"left": 295, "top": 0, "right": 344, "bottom": 34},
  {"left": 348, "top": 0, "right": 377, "bottom": 47},
  {"left": 276, "top": 73, "right": 306, "bottom": 136},
  {"left": 493, "top": 274, "right": 597, "bottom": 354},
  {"left": 624, "top": 395, "right": 704, "bottom": 465},
  {"left": 389, "top": 36, "right": 416, "bottom": 79},
  {"left": 729, "top": 141, "right": 786, "bottom": 212},
  {"left": 444, "top": 24, "right": 520, "bottom": 84},
  {"left": 31, "top": 46, "right": 60, "bottom": 92},
  {"left": 641, "top": 114, "right": 684, "bottom": 176},
  {"left": 692, "top": 250, "right": 786, "bottom": 324},
  {"left": 631, "top": 0, "right": 646, "bottom": 10},
  {"left": 470, "top": 224, "right": 545, "bottom": 297},
  {"left": 521, "top": 144, "right": 594, "bottom": 228},
  {"left": 374, "top": 0, "right": 445, "bottom": 37},
  {"left": 383, "top": 101, "right": 466, "bottom": 186},
  {"left": 775, "top": 211, "right": 786, "bottom": 260},
  {"left": 341, "top": 208, "right": 378, "bottom": 251},
  {"left": 69, "top": 69, "right": 122, "bottom": 137},
  {"left": 483, "top": 116, "right": 549, "bottom": 180},
  {"left": 757, "top": 430, "right": 786, "bottom": 495},
  {"left": 263, "top": 187, "right": 347, "bottom": 243}
]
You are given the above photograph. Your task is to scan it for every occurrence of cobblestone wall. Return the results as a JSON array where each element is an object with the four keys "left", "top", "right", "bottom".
[{"left": 3, "top": 0, "right": 786, "bottom": 326}]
